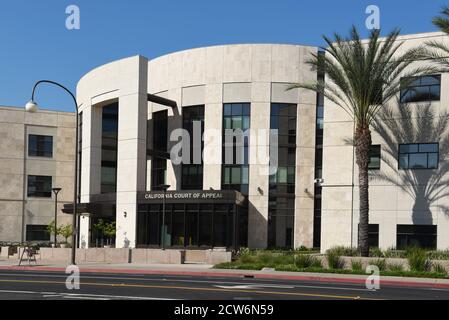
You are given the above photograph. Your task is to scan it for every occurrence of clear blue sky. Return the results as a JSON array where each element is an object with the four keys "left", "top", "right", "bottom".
[{"left": 0, "top": 0, "right": 445, "bottom": 112}]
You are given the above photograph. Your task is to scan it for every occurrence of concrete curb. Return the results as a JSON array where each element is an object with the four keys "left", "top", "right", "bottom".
[{"left": 1, "top": 265, "right": 449, "bottom": 289}]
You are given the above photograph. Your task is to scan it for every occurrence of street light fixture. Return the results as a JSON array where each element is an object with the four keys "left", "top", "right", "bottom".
[
  {"left": 158, "top": 184, "right": 171, "bottom": 250},
  {"left": 26, "top": 80, "right": 80, "bottom": 265},
  {"left": 51, "top": 188, "right": 62, "bottom": 246}
]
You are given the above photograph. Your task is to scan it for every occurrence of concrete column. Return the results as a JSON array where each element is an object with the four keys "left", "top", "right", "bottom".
[
  {"left": 203, "top": 84, "right": 223, "bottom": 190},
  {"left": 79, "top": 103, "right": 102, "bottom": 248},
  {"left": 115, "top": 57, "right": 148, "bottom": 249},
  {"left": 247, "top": 101, "right": 270, "bottom": 249}
]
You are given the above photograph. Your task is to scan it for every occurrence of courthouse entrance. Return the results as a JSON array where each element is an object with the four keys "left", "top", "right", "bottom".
[{"left": 136, "top": 190, "right": 248, "bottom": 249}]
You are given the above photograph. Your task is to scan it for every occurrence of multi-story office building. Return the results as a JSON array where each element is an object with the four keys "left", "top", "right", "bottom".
[
  {"left": 1, "top": 32, "right": 448, "bottom": 252},
  {"left": 0, "top": 106, "right": 76, "bottom": 243},
  {"left": 75, "top": 44, "right": 320, "bottom": 250}
]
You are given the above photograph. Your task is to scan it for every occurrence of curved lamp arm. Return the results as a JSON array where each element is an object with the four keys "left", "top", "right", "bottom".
[{"left": 31, "top": 80, "right": 79, "bottom": 111}]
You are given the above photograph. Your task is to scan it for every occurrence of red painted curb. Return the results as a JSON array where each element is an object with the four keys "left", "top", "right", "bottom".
[{"left": 1, "top": 265, "right": 449, "bottom": 289}]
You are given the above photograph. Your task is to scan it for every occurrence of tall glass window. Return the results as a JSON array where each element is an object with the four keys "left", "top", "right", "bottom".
[
  {"left": 222, "top": 103, "right": 250, "bottom": 194},
  {"left": 151, "top": 110, "right": 168, "bottom": 189},
  {"left": 181, "top": 106, "right": 204, "bottom": 190},
  {"left": 101, "top": 103, "right": 118, "bottom": 194},
  {"left": 268, "top": 103, "right": 297, "bottom": 249}
]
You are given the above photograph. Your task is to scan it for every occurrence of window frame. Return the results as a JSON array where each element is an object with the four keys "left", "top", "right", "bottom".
[
  {"left": 28, "top": 134, "right": 53, "bottom": 158},
  {"left": 398, "top": 142, "right": 439, "bottom": 170},
  {"left": 27, "top": 175, "right": 52, "bottom": 198},
  {"left": 368, "top": 145, "right": 381, "bottom": 170},
  {"left": 400, "top": 75, "right": 441, "bottom": 104}
]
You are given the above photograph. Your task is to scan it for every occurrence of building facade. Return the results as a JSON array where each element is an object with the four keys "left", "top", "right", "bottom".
[
  {"left": 0, "top": 106, "right": 76, "bottom": 243},
  {"left": 76, "top": 44, "right": 321, "bottom": 250},
  {"left": 321, "top": 32, "right": 449, "bottom": 252},
  {"left": 1, "top": 31, "right": 445, "bottom": 252}
]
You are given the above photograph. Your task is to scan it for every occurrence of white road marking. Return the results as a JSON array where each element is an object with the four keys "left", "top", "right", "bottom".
[
  {"left": 0, "top": 272, "right": 371, "bottom": 292},
  {"left": 0, "top": 289, "right": 176, "bottom": 300}
]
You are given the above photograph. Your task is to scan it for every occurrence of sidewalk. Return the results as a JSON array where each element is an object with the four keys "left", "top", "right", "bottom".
[{"left": 1, "top": 258, "right": 449, "bottom": 289}]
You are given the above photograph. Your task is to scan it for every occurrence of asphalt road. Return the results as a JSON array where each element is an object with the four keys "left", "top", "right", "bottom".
[{"left": 0, "top": 269, "right": 448, "bottom": 300}]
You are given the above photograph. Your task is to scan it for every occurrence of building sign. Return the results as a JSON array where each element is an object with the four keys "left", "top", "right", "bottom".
[
  {"left": 143, "top": 192, "right": 224, "bottom": 200},
  {"left": 137, "top": 190, "right": 246, "bottom": 205}
]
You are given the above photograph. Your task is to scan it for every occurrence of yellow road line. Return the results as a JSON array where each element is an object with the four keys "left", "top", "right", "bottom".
[{"left": 0, "top": 279, "right": 383, "bottom": 300}]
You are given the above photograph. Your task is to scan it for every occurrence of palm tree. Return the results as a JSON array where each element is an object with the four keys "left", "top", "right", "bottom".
[
  {"left": 290, "top": 26, "right": 434, "bottom": 256},
  {"left": 426, "top": 6, "right": 449, "bottom": 70}
]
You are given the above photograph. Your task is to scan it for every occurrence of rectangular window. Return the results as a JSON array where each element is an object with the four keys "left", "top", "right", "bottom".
[
  {"left": 368, "top": 224, "right": 379, "bottom": 248},
  {"left": 397, "top": 225, "right": 437, "bottom": 249},
  {"left": 27, "top": 175, "right": 52, "bottom": 198},
  {"left": 399, "top": 143, "right": 438, "bottom": 170},
  {"left": 222, "top": 103, "right": 250, "bottom": 194},
  {"left": 400, "top": 75, "right": 441, "bottom": 103},
  {"left": 26, "top": 225, "right": 50, "bottom": 242},
  {"left": 151, "top": 110, "right": 168, "bottom": 189},
  {"left": 181, "top": 106, "right": 204, "bottom": 190},
  {"left": 101, "top": 103, "right": 118, "bottom": 194},
  {"left": 28, "top": 135, "right": 53, "bottom": 157},
  {"left": 368, "top": 145, "right": 381, "bottom": 170},
  {"left": 152, "top": 158, "right": 167, "bottom": 188}
]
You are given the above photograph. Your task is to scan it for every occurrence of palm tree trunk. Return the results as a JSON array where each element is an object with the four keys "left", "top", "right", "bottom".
[{"left": 355, "top": 126, "right": 372, "bottom": 257}]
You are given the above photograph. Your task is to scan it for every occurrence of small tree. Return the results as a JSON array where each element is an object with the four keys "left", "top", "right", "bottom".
[
  {"left": 46, "top": 220, "right": 60, "bottom": 241},
  {"left": 59, "top": 224, "right": 74, "bottom": 244},
  {"left": 93, "top": 219, "right": 116, "bottom": 246},
  {"left": 103, "top": 221, "right": 116, "bottom": 246}
]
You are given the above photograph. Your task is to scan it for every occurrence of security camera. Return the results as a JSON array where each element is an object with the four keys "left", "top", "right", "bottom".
[{"left": 314, "top": 178, "right": 324, "bottom": 185}]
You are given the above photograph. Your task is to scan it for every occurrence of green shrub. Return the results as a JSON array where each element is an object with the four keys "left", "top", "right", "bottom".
[
  {"left": 387, "top": 262, "right": 404, "bottom": 272},
  {"left": 239, "top": 253, "right": 256, "bottom": 264},
  {"left": 406, "top": 247, "right": 432, "bottom": 272},
  {"left": 371, "top": 259, "right": 387, "bottom": 271},
  {"left": 432, "top": 262, "right": 447, "bottom": 275},
  {"left": 351, "top": 259, "right": 363, "bottom": 272},
  {"left": 369, "top": 247, "right": 383, "bottom": 257},
  {"left": 327, "top": 246, "right": 359, "bottom": 257},
  {"left": 273, "top": 254, "right": 295, "bottom": 265},
  {"left": 294, "top": 254, "right": 322, "bottom": 269},
  {"left": 256, "top": 252, "right": 274, "bottom": 265},
  {"left": 383, "top": 248, "right": 405, "bottom": 258},
  {"left": 428, "top": 250, "right": 449, "bottom": 261},
  {"left": 235, "top": 247, "right": 251, "bottom": 258},
  {"left": 326, "top": 248, "right": 345, "bottom": 269}
]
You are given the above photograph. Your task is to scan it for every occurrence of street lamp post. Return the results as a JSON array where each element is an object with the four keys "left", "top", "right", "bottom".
[
  {"left": 26, "top": 80, "right": 79, "bottom": 265},
  {"left": 51, "top": 188, "right": 62, "bottom": 246},
  {"left": 158, "top": 184, "right": 171, "bottom": 250}
]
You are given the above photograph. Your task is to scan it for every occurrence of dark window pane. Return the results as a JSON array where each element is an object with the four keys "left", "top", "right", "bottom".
[
  {"left": 419, "top": 143, "right": 438, "bottom": 153},
  {"left": 28, "top": 135, "right": 53, "bottom": 157},
  {"left": 27, "top": 175, "right": 52, "bottom": 198},
  {"left": 199, "top": 212, "right": 212, "bottom": 247},
  {"left": 409, "top": 153, "right": 428, "bottom": 169},
  {"left": 368, "top": 145, "right": 381, "bottom": 170},
  {"left": 101, "top": 103, "right": 118, "bottom": 193},
  {"left": 397, "top": 225, "right": 437, "bottom": 249},
  {"left": 26, "top": 225, "right": 50, "bottom": 241}
]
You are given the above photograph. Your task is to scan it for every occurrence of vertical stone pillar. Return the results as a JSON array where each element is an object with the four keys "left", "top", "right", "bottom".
[
  {"left": 78, "top": 102, "right": 102, "bottom": 248},
  {"left": 115, "top": 56, "right": 148, "bottom": 248}
]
